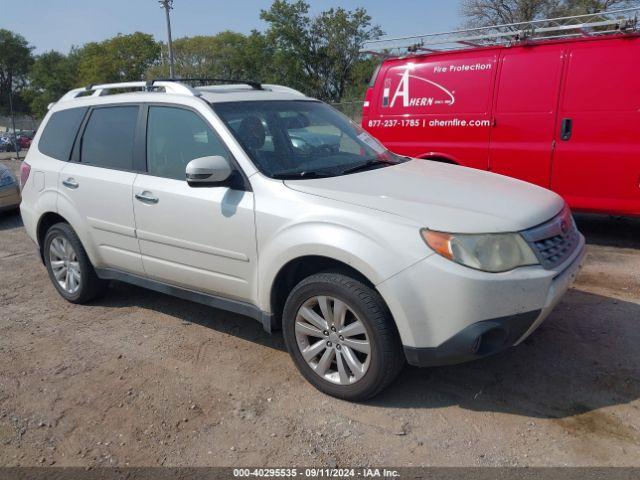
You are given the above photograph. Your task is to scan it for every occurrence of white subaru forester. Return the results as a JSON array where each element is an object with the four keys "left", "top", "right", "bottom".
[{"left": 20, "top": 80, "right": 585, "bottom": 400}]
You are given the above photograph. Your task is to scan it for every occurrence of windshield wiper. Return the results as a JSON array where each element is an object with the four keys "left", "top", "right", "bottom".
[
  {"left": 272, "top": 171, "right": 336, "bottom": 180},
  {"left": 339, "top": 159, "right": 390, "bottom": 175}
]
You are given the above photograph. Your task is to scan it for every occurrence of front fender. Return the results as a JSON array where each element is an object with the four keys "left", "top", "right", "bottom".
[{"left": 257, "top": 220, "right": 429, "bottom": 313}]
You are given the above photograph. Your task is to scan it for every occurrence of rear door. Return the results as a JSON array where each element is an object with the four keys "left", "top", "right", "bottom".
[
  {"left": 132, "top": 104, "right": 257, "bottom": 301},
  {"left": 59, "top": 105, "right": 145, "bottom": 275},
  {"left": 551, "top": 37, "right": 640, "bottom": 215},
  {"left": 489, "top": 45, "right": 565, "bottom": 187}
]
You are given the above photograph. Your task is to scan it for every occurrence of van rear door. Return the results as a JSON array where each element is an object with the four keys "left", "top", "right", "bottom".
[
  {"left": 488, "top": 45, "right": 565, "bottom": 187},
  {"left": 551, "top": 37, "right": 640, "bottom": 215}
]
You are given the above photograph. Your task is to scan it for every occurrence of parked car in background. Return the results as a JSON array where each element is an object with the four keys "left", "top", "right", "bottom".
[
  {"left": 21, "top": 79, "right": 584, "bottom": 400},
  {"left": 0, "top": 134, "right": 16, "bottom": 152},
  {"left": 0, "top": 164, "right": 21, "bottom": 212},
  {"left": 363, "top": 21, "right": 640, "bottom": 216},
  {"left": 18, "top": 135, "right": 32, "bottom": 150}
]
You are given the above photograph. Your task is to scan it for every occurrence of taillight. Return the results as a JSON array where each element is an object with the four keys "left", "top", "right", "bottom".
[{"left": 20, "top": 161, "right": 31, "bottom": 190}]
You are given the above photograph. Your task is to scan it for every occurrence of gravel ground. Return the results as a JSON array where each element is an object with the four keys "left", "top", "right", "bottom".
[{"left": 1, "top": 156, "right": 639, "bottom": 467}]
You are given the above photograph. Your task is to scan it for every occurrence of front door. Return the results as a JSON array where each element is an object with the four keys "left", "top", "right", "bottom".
[{"left": 132, "top": 105, "right": 257, "bottom": 301}]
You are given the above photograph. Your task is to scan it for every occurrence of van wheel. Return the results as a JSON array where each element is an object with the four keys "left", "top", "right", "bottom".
[
  {"left": 282, "top": 271, "right": 405, "bottom": 401},
  {"left": 43, "top": 222, "right": 106, "bottom": 304}
]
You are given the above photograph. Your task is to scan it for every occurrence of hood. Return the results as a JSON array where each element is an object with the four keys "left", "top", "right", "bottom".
[{"left": 284, "top": 160, "right": 564, "bottom": 233}]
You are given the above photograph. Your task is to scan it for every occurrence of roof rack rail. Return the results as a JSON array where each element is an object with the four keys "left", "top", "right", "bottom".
[
  {"left": 361, "top": 6, "right": 639, "bottom": 56},
  {"left": 154, "top": 77, "right": 264, "bottom": 90},
  {"left": 58, "top": 80, "right": 200, "bottom": 102}
]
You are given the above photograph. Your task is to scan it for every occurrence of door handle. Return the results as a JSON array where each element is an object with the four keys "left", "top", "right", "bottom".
[
  {"left": 560, "top": 118, "right": 573, "bottom": 141},
  {"left": 135, "top": 191, "right": 159, "bottom": 204},
  {"left": 62, "top": 178, "right": 79, "bottom": 189}
]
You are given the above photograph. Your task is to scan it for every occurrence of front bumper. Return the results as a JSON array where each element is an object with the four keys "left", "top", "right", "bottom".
[
  {"left": 378, "top": 233, "right": 585, "bottom": 366},
  {"left": 0, "top": 183, "right": 21, "bottom": 211}
]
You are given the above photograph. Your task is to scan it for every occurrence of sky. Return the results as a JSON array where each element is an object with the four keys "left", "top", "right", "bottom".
[{"left": 1, "top": 0, "right": 461, "bottom": 54}]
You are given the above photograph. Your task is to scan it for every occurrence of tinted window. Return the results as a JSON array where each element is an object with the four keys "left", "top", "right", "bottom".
[
  {"left": 81, "top": 106, "right": 139, "bottom": 170},
  {"left": 214, "top": 101, "right": 404, "bottom": 178},
  {"left": 38, "top": 107, "right": 87, "bottom": 161},
  {"left": 146, "top": 106, "right": 230, "bottom": 180}
]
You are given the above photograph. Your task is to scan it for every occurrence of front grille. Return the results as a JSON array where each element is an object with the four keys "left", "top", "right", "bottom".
[{"left": 521, "top": 207, "right": 580, "bottom": 269}]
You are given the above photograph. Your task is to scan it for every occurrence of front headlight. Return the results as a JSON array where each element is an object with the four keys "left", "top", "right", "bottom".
[
  {"left": 0, "top": 169, "right": 16, "bottom": 187},
  {"left": 421, "top": 229, "right": 539, "bottom": 273}
]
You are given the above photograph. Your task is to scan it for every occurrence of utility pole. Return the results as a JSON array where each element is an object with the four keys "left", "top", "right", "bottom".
[
  {"left": 159, "top": 0, "right": 176, "bottom": 78},
  {"left": 8, "top": 74, "right": 19, "bottom": 160}
]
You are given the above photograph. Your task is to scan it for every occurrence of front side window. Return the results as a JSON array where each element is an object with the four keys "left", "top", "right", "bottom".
[
  {"left": 213, "top": 100, "right": 405, "bottom": 179},
  {"left": 146, "top": 106, "right": 230, "bottom": 180},
  {"left": 81, "top": 106, "right": 139, "bottom": 170}
]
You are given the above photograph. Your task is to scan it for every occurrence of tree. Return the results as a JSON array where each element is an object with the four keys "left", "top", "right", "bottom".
[
  {"left": 0, "top": 29, "right": 33, "bottom": 114},
  {"left": 76, "top": 32, "right": 161, "bottom": 85},
  {"left": 550, "top": 0, "right": 640, "bottom": 15},
  {"left": 460, "top": 0, "right": 639, "bottom": 28},
  {"left": 261, "top": 0, "right": 383, "bottom": 102},
  {"left": 148, "top": 31, "right": 274, "bottom": 81},
  {"left": 27, "top": 50, "right": 80, "bottom": 117}
]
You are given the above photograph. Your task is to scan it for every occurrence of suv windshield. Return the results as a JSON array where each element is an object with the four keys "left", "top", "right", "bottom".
[{"left": 212, "top": 100, "right": 406, "bottom": 179}]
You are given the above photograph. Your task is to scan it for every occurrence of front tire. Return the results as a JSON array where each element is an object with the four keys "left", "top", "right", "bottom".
[
  {"left": 282, "top": 271, "right": 404, "bottom": 401},
  {"left": 43, "top": 222, "right": 106, "bottom": 303}
]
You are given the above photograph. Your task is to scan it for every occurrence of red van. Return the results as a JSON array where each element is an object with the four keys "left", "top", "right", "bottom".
[{"left": 363, "top": 31, "right": 640, "bottom": 216}]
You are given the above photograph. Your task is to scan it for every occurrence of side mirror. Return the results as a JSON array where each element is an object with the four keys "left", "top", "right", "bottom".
[{"left": 186, "top": 155, "right": 232, "bottom": 187}]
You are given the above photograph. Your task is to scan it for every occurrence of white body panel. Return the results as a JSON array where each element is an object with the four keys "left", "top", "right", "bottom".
[
  {"left": 132, "top": 174, "right": 257, "bottom": 301},
  {"left": 58, "top": 163, "right": 144, "bottom": 275},
  {"left": 285, "top": 160, "right": 565, "bottom": 234},
  {"left": 20, "top": 82, "right": 585, "bottom": 357}
]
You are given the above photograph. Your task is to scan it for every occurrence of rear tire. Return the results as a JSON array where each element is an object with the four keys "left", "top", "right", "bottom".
[
  {"left": 43, "top": 222, "right": 106, "bottom": 303},
  {"left": 282, "top": 271, "right": 405, "bottom": 401}
]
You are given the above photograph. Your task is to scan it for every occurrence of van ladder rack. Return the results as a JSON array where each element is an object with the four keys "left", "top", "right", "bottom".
[{"left": 361, "top": 7, "right": 639, "bottom": 56}]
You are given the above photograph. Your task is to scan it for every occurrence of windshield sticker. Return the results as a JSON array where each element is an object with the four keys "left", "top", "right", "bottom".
[{"left": 357, "top": 132, "right": 387, "bottom": 154}]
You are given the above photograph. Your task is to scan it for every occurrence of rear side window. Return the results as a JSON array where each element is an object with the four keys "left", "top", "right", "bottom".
[
  {"left": 81, "top": 106, "right": 139, "bottom": 170},
  {"left": 38, "top": 107, "right": 87, "bottom": 161},
  {"left": 146, "top": 106, "right": 230, "bottom": 180}
]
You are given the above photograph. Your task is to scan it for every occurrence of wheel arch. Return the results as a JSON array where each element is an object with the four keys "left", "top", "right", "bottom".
[
  {"left": 269, "top": 255, "right": 377, "bottom": 325},
  {"left": 36, "top": 212, "right": 69, "bottom": 263}
]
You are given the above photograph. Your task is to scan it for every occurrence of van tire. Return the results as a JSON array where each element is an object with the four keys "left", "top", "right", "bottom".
[
  {"left": 43, "top": 222, "right": 106, "bottom": 304},
  {"left": 282, "top": 271, "right": 405, "bottom": 401}
]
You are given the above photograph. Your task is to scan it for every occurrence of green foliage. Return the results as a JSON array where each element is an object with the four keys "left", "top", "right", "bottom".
[
  {"left": 0, "top": 29, "right": 34, "bottom": 114},
  {"left": 147, "top": 30, "right": 273, "bottom": 81},
  {"left": 4, "top": 1, "right": 385, "bottom": 117},
  {"left": 76, "top": 32, "right": 161, "bottom": 84},
  {"left": 261, "top": 0, "right": 383, "bottom": 102},
  {"left": 26, "top": 50, "right": 80, "bottom": 118}
]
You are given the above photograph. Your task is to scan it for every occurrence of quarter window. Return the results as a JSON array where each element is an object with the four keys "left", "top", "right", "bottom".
[
  {"left": 146, "top": 106, "right": 230, "bottom": 180},
  {"left": 38, "top": 107, "right": 88, "bottom": 161},
  {"left": 81, "top": 106, "right": 139, "bottom": 170}
]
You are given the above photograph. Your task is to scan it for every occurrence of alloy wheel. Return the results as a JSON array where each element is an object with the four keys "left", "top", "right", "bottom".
[
  {"left": 294, "top": 295, "right": 371, "bottom": 385},
  {"left": 49, "top": 236, "right": 81, "bottom": 294}
]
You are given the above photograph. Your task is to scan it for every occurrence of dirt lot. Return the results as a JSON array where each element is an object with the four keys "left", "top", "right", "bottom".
[{"left": 1, "top": 156, "right": 639, "bottom": 467}]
